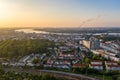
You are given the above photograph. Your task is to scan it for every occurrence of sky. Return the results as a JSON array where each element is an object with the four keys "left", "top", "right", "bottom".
[{"left": 0, "top": 0, "right": 120, "bottom": 28}]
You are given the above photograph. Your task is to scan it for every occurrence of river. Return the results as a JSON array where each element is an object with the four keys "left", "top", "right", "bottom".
[
  {"left": 15, "top": 29, "right": 81, "bottom": 35},
  {"left": 15, "top": 28, "right": 120, "bottom": 36}
]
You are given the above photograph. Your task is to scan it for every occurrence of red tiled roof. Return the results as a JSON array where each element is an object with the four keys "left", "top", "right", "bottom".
[
  {"left": 73, "top": 64, "right": 86, "bottom": 67},
  {"left": 107, "top": 65, "right": 120, "bottom": 67},
  {"left": 105, "top": 61, "right": 117, "bottom": 63},
  {"left": 45, "top": 63, "right": 52, "bottom": 65},
  {"left": 91, "top": 60, "right": 102, "bottom": 62},
  {"left": 53, "top": 64, "right": 66, "bottom": 66},
  {"left": 90, "top": 64, "right": 103, "bottom": 66}
]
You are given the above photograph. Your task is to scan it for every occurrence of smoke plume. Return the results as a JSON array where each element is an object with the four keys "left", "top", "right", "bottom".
[{"left": 79, "top": 15, "right": 102, "bottom": 27}]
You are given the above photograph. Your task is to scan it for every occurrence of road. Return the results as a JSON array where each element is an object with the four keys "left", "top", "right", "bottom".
[
  {"left": 40, "top": 70, "right": 97, "bottom": 80},
  {"left": 3, "top": 68, "right": 97, "bottom": 80}
]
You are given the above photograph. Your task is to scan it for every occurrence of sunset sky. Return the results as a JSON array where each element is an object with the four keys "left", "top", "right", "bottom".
[{"left": 0, "top": 0, "right": 120, "bottom": 28}]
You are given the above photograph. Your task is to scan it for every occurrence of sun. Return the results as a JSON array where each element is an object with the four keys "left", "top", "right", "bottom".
[{"left": 0, "top": 1, "right": 9, "bottom": 19}]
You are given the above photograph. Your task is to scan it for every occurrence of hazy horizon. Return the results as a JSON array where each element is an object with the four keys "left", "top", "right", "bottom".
[{"left": 0, "top": 0, "right": 120, "bottom": 28}]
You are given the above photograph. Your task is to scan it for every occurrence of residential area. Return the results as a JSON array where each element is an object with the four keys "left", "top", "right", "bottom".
[{"left": 1, "top": 32, "right": 120, "bottom": 73}]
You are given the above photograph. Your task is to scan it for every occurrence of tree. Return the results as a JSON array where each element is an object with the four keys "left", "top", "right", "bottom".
[
  {"left": 0, "top": 39, "right": 54, "bottom": 59},
  {"left": 41, "top": 74, "right": 51, "bottom": 80},
  {"left": 85, "top": 58, "right": 90, "bottom": 64},
  {"left": 0, "top": 68, "right": 4, "bottom": 75},
  {"left": 118, "top": 60, "right": 120, "bottom": 65},
  {"left": 32, "top": 58, "right": 40, "bottom": 64},
  {"left": 92, "top": 55, "right": 97, "bottom": 59}
]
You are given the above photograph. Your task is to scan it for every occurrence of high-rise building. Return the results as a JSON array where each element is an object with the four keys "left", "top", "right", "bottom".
[
  {"left": 89, "top": 37, "right": 100, "bottom": 50},
  {"left": 82, "top": 37, "right": 100, "bottom": 50},
  {"left": 82, "top": 40, "right": 91, "bottom": 49}
]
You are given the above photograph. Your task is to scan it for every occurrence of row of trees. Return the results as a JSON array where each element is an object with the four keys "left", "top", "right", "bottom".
[
  {"left": 0, "top": 39, "right": 54, "bottom": 60},
  {"left": 72, "top": 67, "right": 120, "bottom": 80},
  {"left": 0, "top": 69, "right": 65, "bottom": 80},
  {"left": 72, "top": 67, "right": 119, "bottom": 75}
]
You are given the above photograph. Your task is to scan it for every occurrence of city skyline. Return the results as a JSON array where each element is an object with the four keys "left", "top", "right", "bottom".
[{"left": 0, "top": 0, "right": 120, "bottom": 28}]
